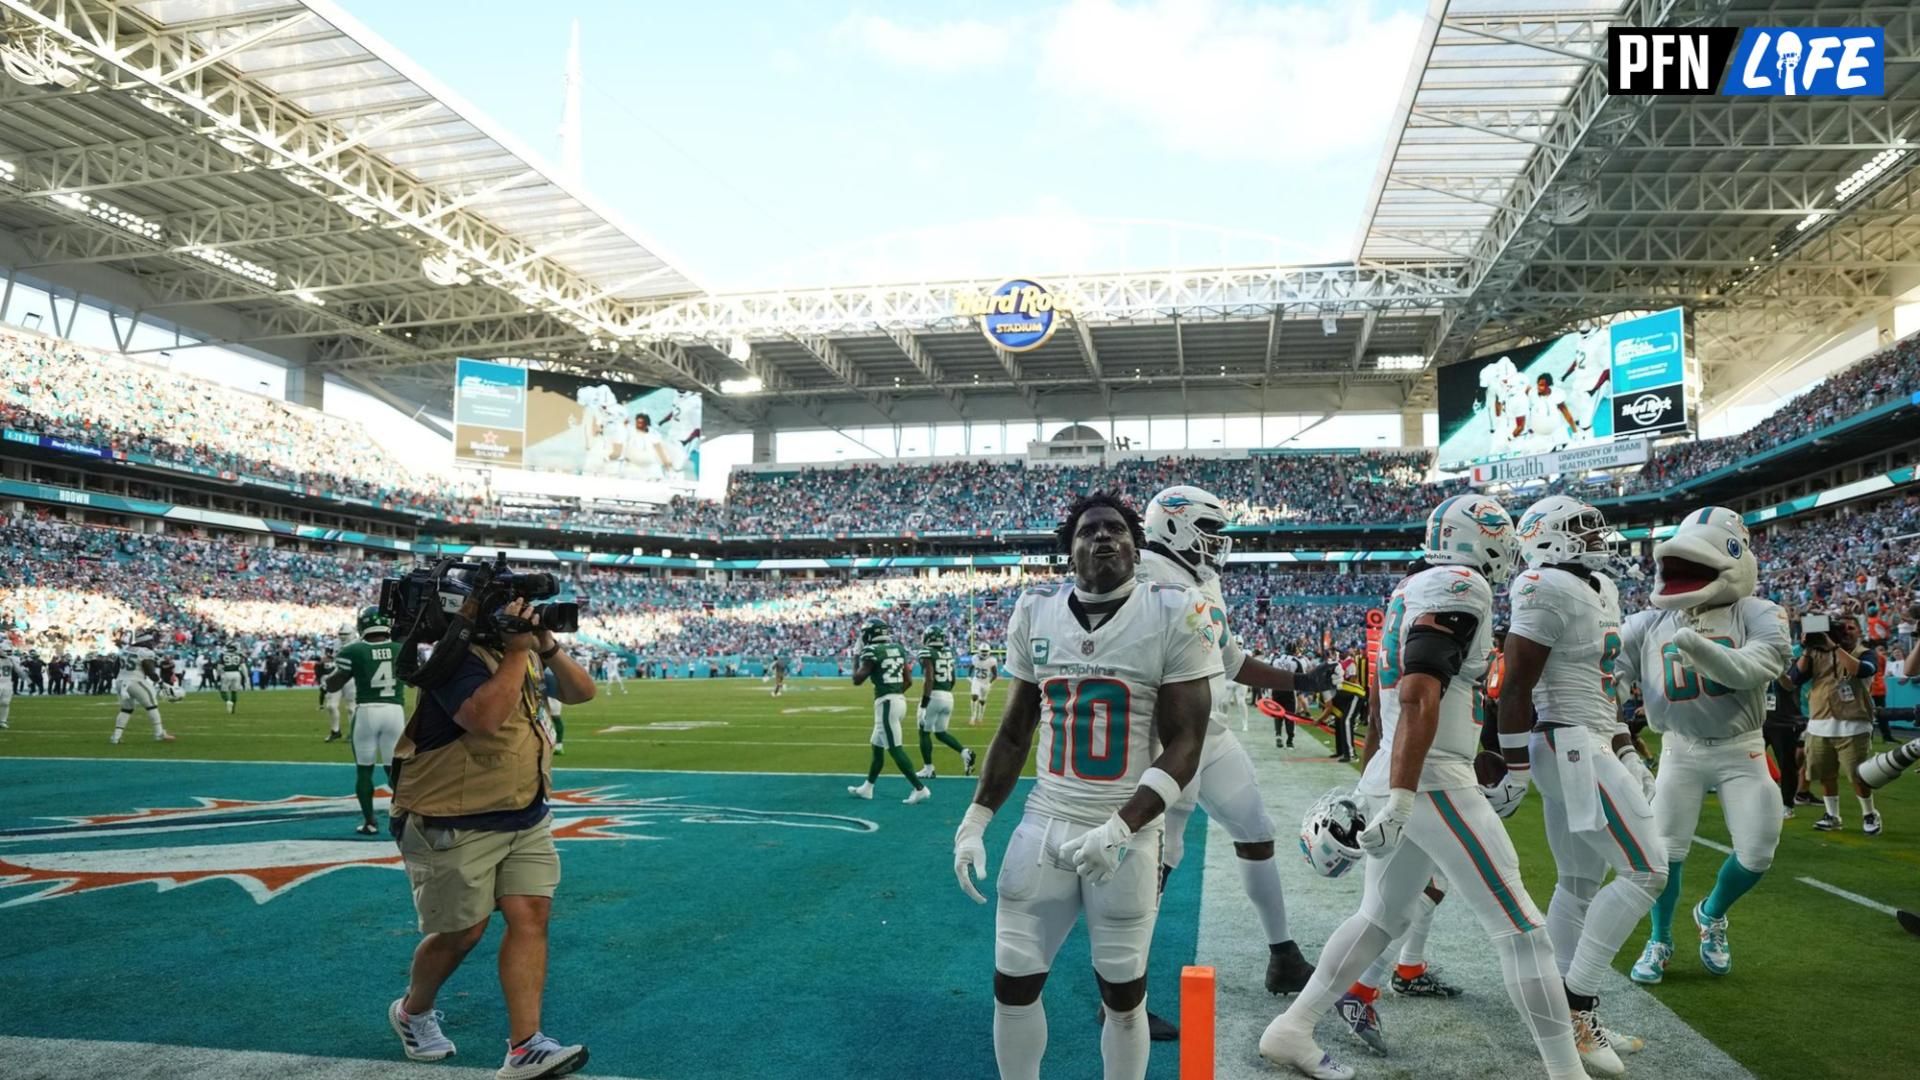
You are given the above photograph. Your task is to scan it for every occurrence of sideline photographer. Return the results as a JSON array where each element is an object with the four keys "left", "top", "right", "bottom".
[
  {"left": 1791, "top": 611, "right": 1881, "bottom": 834},
  {"left": 382, "top": 556, "right": 596, "bottom": 1078}
]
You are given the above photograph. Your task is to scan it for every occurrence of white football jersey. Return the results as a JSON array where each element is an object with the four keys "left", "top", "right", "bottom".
[
  {"left": 1527, "top": 383, "right": 1567, "bottom": 435},
  {"left": 1617, "top": 598, "right": 1792, "bottom": 740},
  {"left": 1508, "top": 567, "right": 1622, "bottom": 733},
  {"left": 118, "top": 646, "right": 156, "bottom": 683},
  {"left": 1005, "top": 580, "right": 1224, "bottom": 826},
  {"left": 1137, "top": 549, "right": 1243, "bottom": 737},
  {"left": 1361, "top": 565, "right": 1495, "bottom": 794}
]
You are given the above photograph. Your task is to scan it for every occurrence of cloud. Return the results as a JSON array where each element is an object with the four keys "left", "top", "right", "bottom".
[
  {"left": 1036, "top": 0, "right": 1423, "bottom": 164},
  {"left": 835, "top": 14, "right": 1014, "bottom": 73}
]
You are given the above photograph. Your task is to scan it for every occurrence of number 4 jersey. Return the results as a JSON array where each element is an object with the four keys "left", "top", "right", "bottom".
[
  {"left": 1361, "top": 565, "right": 1495, "bottom": 795},
  {"left": 1005, "top": 581, "right": 1224, "bottom": 826},
  {"left": 1507, "top": 566, "right": 1622, "bottom": 733},
  {"left": 333, "top": 639, "right": 403, "bottom": 705}
]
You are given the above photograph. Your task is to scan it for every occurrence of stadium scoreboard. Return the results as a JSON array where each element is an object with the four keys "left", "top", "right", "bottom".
[{"left": 452, "top": 358, "right": 701, "bottom": 488}]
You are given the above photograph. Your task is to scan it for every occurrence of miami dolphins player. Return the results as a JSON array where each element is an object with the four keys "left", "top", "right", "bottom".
[
  {"left": 952, "top": 492, "right": 1220, "bottom": 1080},
  {"left": 1498, "top": 495, "right": 1658, "bottom": 1076},
  {"left": 216, "top": 642, "right": 247, "bottom": 714},
  {"left": 324, "top": 607, "right": 406, "bottom": 835},
  {"left": 110, "top": 630, "right": 174, "bottom": 744},
  {"left": 1261, "top": 496, "right": 1585, "bottom": 1080},
  {"left": 0, "top": 642, "right": 19, "bottom": 729},
  {"left": 914, "top": 625, "right": 976, "bottom": 779},
  {"left": 848, "top": 619, "right": 929, "bottom": 804},
  {"left": 1621, "top": 507, "right": 1791, "bottom": 984},
  {"left": 969, "top": 643, "right": 998, "bottom": 724}
]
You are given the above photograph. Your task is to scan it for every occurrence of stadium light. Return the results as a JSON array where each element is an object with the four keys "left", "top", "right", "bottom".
[
  {"left": 1835, "top": 141, "right": 1910, "bottom": 202},
  {"left": 293, "top": 289, "right": 326, "bottom": 307},
  {"left": 1375, "top": 355, "right": 1426, "bottom": 372},
  {"left": 0, "top": 158, "right": 15, "bottom": 184},
  {"left": 721, "top": 377, "right": 764, "bottom": 395},
  {"left": 1321, "top": 315, "right": 1339, "bottom": 336}
]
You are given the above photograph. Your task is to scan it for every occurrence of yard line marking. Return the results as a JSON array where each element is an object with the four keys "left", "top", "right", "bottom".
[
  {"left": 1795, "top": 876, "right": 1898, "bottom": 916},
  {"left": 0, "top": 756, "right": 918, "bottom": 779},
  {"left": 1691, "top": 834, "right": 1733, "bottom": 855}
]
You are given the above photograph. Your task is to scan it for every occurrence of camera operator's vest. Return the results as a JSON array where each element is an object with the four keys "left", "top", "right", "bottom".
[
  {"left": 1806, "top": 648, "right": 1873, "bottom": 724},
  {"left": 391, "top": 645, "right": 551, "bottom": 818}
]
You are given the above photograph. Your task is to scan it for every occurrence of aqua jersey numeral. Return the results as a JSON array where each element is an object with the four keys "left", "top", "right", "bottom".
[
  {"left": 1599, "top": 629, "right": 1623, "bottom": 698},
  {"left": 1662, "top": 637, "right": 1733, "bottom": 701},
  {"left": 1378, "top": 594, "right": 1409, "bottom": 689},
  {"left": 1042, "top": 677, "right": 1133, "bottom": 781}
]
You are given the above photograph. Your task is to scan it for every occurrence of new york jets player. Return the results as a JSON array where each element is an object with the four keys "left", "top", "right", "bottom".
[
  {"left": 1498, "top": 495, "right": 1660, "bottom": 1076},
  {"left": 216, "top": 643, "right": 247, "bottom": 714},
  {"left": 914, "top": 625, "right": 976, "bottom": 779},
  {"left": 969, "top": 643, "right": 998, "bottom": 725},
  {"left": 325, "top": 608, "right": 405, "bottom": 835},
  {"left": 1622, "top": 508, "right": 1792, "bottom": 984},
  {"left": 321, "top": 641, "right": 345, "bottom": 742},
  {"left": 111, "top": 630, "right": 174, "bottom": 744},
  {"left": 1138, "top": 486, "right": 1323, "bottom": 1019},
  {"left": 1261, "top": 496, "right": 1584, "bottom": 1080},
  {"left": 848, "top": 619, "right": 929, "bottom": 804},
  {"left": 952, "top": 493, "right": 1220, "bottom": 1080}
]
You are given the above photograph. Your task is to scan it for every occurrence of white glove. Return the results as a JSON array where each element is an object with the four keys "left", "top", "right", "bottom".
[
  {"left": 1358, "top": 788, "right": 1415, "bottom": 858},
  {"left": 1619, "top": 748, "right": 1658, "bottom": 804},
  {"left": 1483, "top": 770, "right": 1532, "bottom": 819},
  {"left": 953, "top": 804, "right": 993, "bottom": 904},
  {"left": 1058, "top": 813, "right": 1134, "bottom": 885}
]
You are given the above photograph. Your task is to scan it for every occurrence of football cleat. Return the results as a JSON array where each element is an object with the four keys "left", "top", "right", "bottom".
[
  {"left": 355, "top": 822, "right": 378, "bottom": 836},
  {"left": 1267, "top": 940, "right": 1315, "bottom": 995},
  {"left": 495, "top": 1032, "right": 587, "bottom": 1079},
  {"left": 1864, "top": 812, "right": 1883, "bottom": 836},
  {"left": 1603, "top": 1026, "right": 1646, "bottom": 1054},
  {"left": 1390, "top": 965, "right": 1461, "bottom": 998},
  {"left": 963, "top": 748, "right": 978, "bottom": 776},
  {"left": 1694, "top": 901, "right": 1731, "bottom": 976},
  {"left": 108, "top": 731, "right": 122, "bottom": 745},
  {"left": 903, "top": 786, "right": 931, "bottom": 805},
  {"left": 1813, "top": 813, "right": 1842, "bottom": 831},
  {"left": 1793, "top": 791, "right": 1816, "bottom": 806},
  {"left": 553, "top": 743, "right": 564, "bottom": 756},
  {"left": 1336, "top": 993, "right": 1387, "bottom": 1055},
  {"left": 846, "top": 782, "right": 873, "bottom": 800},
  {"left": 915, "top": 765, "right": 935, "bottom": 779},
  {"left": 1629, "top": 940, "right": 1673, "bottom": 985},
  {"left": 389, "top": 998, "right": 456, "bottom": 1062},
  {"left": 1572, "top": 1007, "right": 1625, "bottom": 1077},
  {"left": 1258, "top": 1022, "right": 1355, "bottom": 1080},
  {"left": 324, "top": 731, "right": 343, "bottom": 743},
  {"left": 154, "top": 731, "right": 176, "bottom": 742}
]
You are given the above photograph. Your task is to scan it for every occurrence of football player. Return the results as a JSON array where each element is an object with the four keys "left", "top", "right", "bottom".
[
  {"left": 913, "top": 625, "right": 976, "bottom": 779},
  {"left": 848, "top": 619, "right": 929, "bottom": 804},
  {"left": 1560, "top": 332, "right": 1611, "bottom": 435},
  {"left": 952, "top": 492, "right": 1220, "bottom": 1080},
  {"left": 216, "top": 642, "right": 247, "bottom": 714},
  {"left": 321, "top": 642, "right": 345, "bottom": 742},
  {"left": 325, "top": 608, "right": 406, "bottom": 835},
  {"left": 969, "top": 643, "right": 998, "bottom": 725},
  {"left": 1497, "top": 495, "right": 1656, "bottom": 1076},
  {"left": 771, "top": 656, "right": 787, "bottom": 698},
  {"left": 1621, "top": 508, "right": 1792, "bottom": 984},
  {"left": 1525, "top": 373, "right": 1581, "bottom": 452},
  {"left": 111, "top": 630, "right": 175, "bottom": 744},
  {"left": 1261, "top": 496, "right": 1583, "bottom": 1080},
  {"left": 0, "top": 642, "right": 19, "bottom": 729}
]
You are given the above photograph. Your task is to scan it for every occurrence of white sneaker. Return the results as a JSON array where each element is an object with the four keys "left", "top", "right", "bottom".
[
  {"left": 847, "top": 782, "right": 873, "bottom": 800},
  {"left": 496, "top": 1032, "right": 587, "bottom": 1079},
  {"left": 1572, "top": 1007, "right": 1625, "bottom": 1077},
  {"left": 389, "top": 997, "right": 456, "bottom": 1062},
  {"left": 1864, "top": 812, "right": 1884, "bottom": 836},
  {"left": 903, "top": 786, "right": 931, "bottom": 805},
  {"left": 1694, "top": 900, "right": 1731, "bottom": 976},
  {"left": 109, "top": 731, "right": 122, "bottom": 745},
  {"left": 915, "top": 765, "right": 935, "bottom": 779},
  {"left": 154, "top": 731, "right": 176, "bottom": 742},
  {"left": 1259, "top": 1020, "right": 1355, "bottom": 1080},
  {"left": 962, "top": 747, "right": 978, "bottom": 775},
  {"left": 1628, "top": 940, "right": 1671, "bottom": 985}
]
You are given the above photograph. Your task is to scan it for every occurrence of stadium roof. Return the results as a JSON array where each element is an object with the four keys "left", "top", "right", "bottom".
[{"left": 0, "top": 0, "right": 1916, "bottom": 436}]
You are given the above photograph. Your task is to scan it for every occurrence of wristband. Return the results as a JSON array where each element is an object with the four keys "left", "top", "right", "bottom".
[
  {"left": 1618, "top": 747, "right": 1643, "bottom": 767},
  {"left": 538, "top": 644, "right": 561, "bottom": 662},
  {"left": 1139, "top": 766, "right": 1183, "bottom": 809},
  {"left": 1498, "top": 730, "right": 1533, "bottom": 750},
  {"left": 960, "top": 803, "right": 994, "bottom": 833},
  {"left": 1384, "top": 787, "right": 1417, "bottom": 818}
]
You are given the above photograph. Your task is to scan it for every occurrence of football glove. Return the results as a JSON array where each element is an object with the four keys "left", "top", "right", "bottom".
[
  {"left": 1298, "top": 662, "right": 1337, "bottom": 695},
  {"left": 1619, "top": 748, "right": 1658, "bottom": 804},
  {"left": 953, "top": 804, "right": 993, "bottom": 904},
  {"left": 1357, "top": 788, "right": 1414, "bottom": 858},
  {"left": 1483, "top": 770, "right": 1531, "bottom": 819},
  {"left": 1059, "top": 813, "right": 1133, "bottom": 885}
]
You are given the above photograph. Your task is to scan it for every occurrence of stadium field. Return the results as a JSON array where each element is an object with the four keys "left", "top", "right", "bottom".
[{"left": 0, "top": 679, "right": 1912, "bottom": 1080}]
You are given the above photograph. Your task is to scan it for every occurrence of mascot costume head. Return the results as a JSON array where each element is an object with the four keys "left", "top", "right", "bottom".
[{"left": 1651, "top": 506, "right": 1756, "bottom": 611}]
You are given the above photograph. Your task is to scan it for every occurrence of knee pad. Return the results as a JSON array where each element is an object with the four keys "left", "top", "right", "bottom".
[
  {"left": 1233, "top": 840, "right": 1276, "bottom": 861},
  {"left": 1095, "top": 974, "right": 1148, "bottom": 1013},
  {"left": 1355, "top": 897, "right": 1414, "bottom": 941},
  {"left": 1618, "top": 866, "right": 1667, "bottom": 902},
  {"left": 994, "top": 970, "right": 1048, "bottom": 1006},
  {"left": 1735, "top": 849, "right": 1774, "bottom": 874}
]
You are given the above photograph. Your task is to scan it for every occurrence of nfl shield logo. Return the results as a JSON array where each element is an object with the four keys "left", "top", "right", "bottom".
[
  {"left": 1080, "top": 638, "right": 1096, "bottom": 657},
  {"left": 1567, "top": 749, "right": 1581, "bottom": 763}
]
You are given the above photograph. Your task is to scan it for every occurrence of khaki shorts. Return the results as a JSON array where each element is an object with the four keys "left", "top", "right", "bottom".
[
  {"left": 1806, "top": 732, "right": 1871, "bottom": 782},
  {"left": 398, "top": 812, "right": 560, "bottom": 934}
]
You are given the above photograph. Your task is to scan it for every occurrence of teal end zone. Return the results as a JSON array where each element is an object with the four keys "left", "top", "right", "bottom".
[{"left": 0, "top": 761, "right": 1204, "bottom": 1079}]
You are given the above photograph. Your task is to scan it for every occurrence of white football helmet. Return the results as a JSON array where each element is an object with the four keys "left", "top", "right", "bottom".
[
  {"left": 1299, "top": 788, "right": 1367, "bottom": 878},
  {"left": 1515, "top": 495, "right": 1613, "bottom": 571},
  {"left": 1423, "top": 495, "right": 1517, "bottom": 579},
  {"left": 1652, "top": 506, "right": 1756, "bottom": 611},
  {"left": 1145, "top": 485, "right": 1232, "bottom": 569}
]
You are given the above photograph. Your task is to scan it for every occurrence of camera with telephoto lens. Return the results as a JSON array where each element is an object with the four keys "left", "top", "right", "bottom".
[{"left": 378, "top": 552, "right": 573, "bottom": 687}]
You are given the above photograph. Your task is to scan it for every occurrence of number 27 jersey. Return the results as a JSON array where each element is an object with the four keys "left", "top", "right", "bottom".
[{"left": 1006, "top": 582, "right": 1224, "bottom": 826}]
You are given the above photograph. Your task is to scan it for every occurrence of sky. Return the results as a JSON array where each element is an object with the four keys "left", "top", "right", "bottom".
[{"left": 335, "top": 0, "right": 1429, "bottom": 289}]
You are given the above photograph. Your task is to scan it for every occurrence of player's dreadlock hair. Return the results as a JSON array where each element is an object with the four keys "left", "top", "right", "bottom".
[{"left": 1055, "top": 491, "right": 1147, "bottom": 554}]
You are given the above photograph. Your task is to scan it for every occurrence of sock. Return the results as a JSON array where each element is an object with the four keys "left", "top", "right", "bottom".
[
  {"left": 919, "top": 731, "right": 935, "bottom": 767},
  {"left": 551, "top": 715, "right": 565, "bottom": 744},
  {"left": 1824, "top": 795, "right": 1841, "bottom": 817},
  {"left": 1396, "top": 962, "right": 1427, "bottom": 981},
  {"left": 1396, "top": 890, "right": 1439, "bottom": 968},
  {"left": 1564, "top": 871, "right": 1663, "bottom": 997},
  {"left": 1357, "top": 944, "right": 1394, "bottom": 991},
  {"left": 113, "top": 710, "right": 132, "bottom": 736},
  {"left": 936, "top": 731, "right": 967, "bottom": 755},
  {"left": 329, "top": 713, "right": 340, "bottom": 735},
  {"left": 1859, "top": 795, "right": 1877, "bottom": 818},
  {"left": 147, "top": 708, "right": 165, "bottom": 734},
  {"left": 1099, "top": 1001, "right": 1151, "bottom": 1080},
  {"left": 1268, "top": 912, "right": 1394, "bottom": 1038},
  {"left": 1236, "top": 855, "right": 1292, "bottom": 944},
  {"left": 1648, "top": 859, "right": 1685, "bottom": 945},
  {"left": 887, "top": 746, "right": 923, "bottom": 787},
  {"left": 866, "top": 747, "right": 884, "bottom": 784},
  {"left": 356, "top": 765, "right": 376, "bottom": 823},
  {"left": 993, "top": 998, "right": 1046, "bottom": 1080},
  {"left": 1546, "top": 879, "right": 1594, "bottom": 978},
  {"left": 1496, "top": 930, "right": 1585, "bottom": 1080},
  {"left": 1701, "top": 855, "right": 1766, "bottom": 920},
  {"left": 1348, "top": 981, "right": 1380, "bottom": 1003}
]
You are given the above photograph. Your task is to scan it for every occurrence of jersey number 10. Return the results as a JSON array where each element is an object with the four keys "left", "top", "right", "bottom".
[{"left": 1041, "top": 678, "right": 1132, "bottom": 782}]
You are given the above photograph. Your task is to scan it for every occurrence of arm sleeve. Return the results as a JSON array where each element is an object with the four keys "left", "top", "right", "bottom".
[
  {"left": 1005, "top": 595, "right": 1037, "bottom": 683},
  {"left": 1162, "top": 588, "right": 1226, "bottom": 684}
]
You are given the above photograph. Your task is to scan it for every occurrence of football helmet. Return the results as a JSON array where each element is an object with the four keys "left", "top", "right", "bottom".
[
  {"left": 132, "top": 629, "right": 161, "bottom": 650},
  {"left": 1422, "top": 495, "right": 1517, "bottom": 579},
  {"left": 1145, "top": 485, "right": 1232, "bottom": 570},
  {"left": 858, "top": 619, "right": 892, "bottom": 647},
  {"left": 357, "top": 605, "right": 393, "bottom": 641},
  {"left": 1652, "top": 506, "right": 1756, "bottom": 611},
  {"left": 1514, "top": 494, "right": 1612, "bottom": 571},
  {"left": 1300, "top": 788, "right": 1367, "bottom": 878},
  {"left": 922, "top": 625, "right": 948, "bottom": 647}
]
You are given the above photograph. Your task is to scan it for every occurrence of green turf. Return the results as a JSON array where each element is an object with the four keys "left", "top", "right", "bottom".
[{"left": 4, "top": 679, "right": 1915, "bottom": 1080}]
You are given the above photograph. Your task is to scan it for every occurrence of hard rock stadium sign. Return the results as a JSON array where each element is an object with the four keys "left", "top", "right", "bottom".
[{"left": 954, "top": 279, "right": 1074, "bottom": 353}]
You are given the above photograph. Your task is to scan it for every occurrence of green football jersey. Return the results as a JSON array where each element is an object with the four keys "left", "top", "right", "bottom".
[
  {"left": 334, "top": 639, "right": 403, "bottom": 705},
  {"left": 860, "top": 643, "right": 910, "bottom": 698},
  {"left": 919, "top": 644, "right": 956, "bottom": 692},
  {"left": 219, "top": 649, "right": 245, "bottom": 674}
]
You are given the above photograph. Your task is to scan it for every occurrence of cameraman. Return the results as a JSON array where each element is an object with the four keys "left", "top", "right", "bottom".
[
  {"left": 387, "top": 599, "right": 596, "bottom": 1078},
  {"left": 1791, "top": 612, "right": 1881, "bottom": 834}
]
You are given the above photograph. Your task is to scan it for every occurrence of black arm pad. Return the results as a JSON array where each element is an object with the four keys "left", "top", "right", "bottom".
[{"left": 1401, "top": 610, "right": 1482, "bottom": 691}]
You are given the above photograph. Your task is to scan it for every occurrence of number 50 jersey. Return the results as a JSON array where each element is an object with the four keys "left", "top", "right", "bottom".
[
  {"left": 1361, "top": 565, "right": 1495, "bottom": 795},
  {"left": 1005, "top": 582, "right": 1224, "bottom": 827}
]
